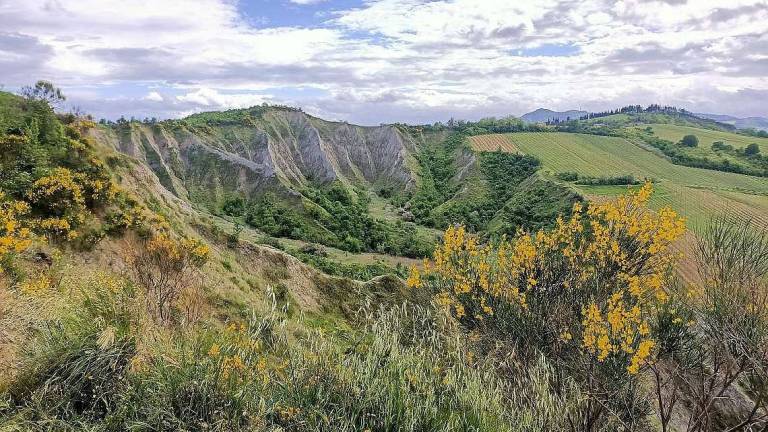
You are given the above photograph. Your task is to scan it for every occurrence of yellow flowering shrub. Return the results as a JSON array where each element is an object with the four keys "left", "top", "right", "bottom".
[
  {"left": 18, "top": 275, "right": 52, "bottom": 296},
  {"left": 205, "top": 321, "right": 276, "bottom": 385},
  {"left": 0, "top": 191, "right": 33, "bottom": 268},
  {"left": 412, "top": 183, "right": 686, "bottom": 374},
  {"left": 144, "top": 233, "right": 210, "bottom": 268},
  {"left": 26, "top": 168, "right": 89, "bottom": 239},
  {"left": 132, "top": 233, "right": 210, "bottom": 324}
]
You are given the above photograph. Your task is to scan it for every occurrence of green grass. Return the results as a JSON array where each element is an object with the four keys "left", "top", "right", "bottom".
[
  {"left": 647, "top": 124, "right": 768, "bottom": 149},
  {"left": 498, "top": 132, "right": 768, "bottom": 230}
]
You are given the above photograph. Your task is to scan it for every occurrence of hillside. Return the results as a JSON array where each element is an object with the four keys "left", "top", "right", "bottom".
[
  {"left": 92, "top": 108, "right": 418, "bottom": 206},
  {"left": 521, "top": 108, "right": 588, "bottom": 123},
  {"left": 3, "top": 90, "right": 768, "bottom": 431},
  {"left": 469, "top": 132, "right": 768, "bottom": 229},
  {"left": 695, "top": 112, "right": 768, "bottom": 131}
]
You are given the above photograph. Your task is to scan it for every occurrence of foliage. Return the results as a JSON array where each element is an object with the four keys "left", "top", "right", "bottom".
[
  {"left": 745, "top": 142, "right": 761, "bottom": 156},
  {"left": 292, "top": 249, "right": 408, "bottom": 280},
  {"left": 711, "top": 141, "right": 733, "bottom": 151},
  {"left": 244, "top": 193, "right": 306, "bottom": 239},
  {"left": 130, "top": 233, "right": 210, "bottom": 324},
  {"left": 2, "top": 289, "right": 576, "bottom": 431},
  {"left": 648, "top": 218, "right": 768, "bottom": 431},
  {"left": 0, "top": 192, "right": 33, "bottom": 273},
  {"left": 556, "top": 171, "right": 641, "bottom": 186},
  {"left": 2, "top": 272, "right": 138, "bottom": 427},
  {"left": 410, "top": 183, "right": 686, "bottom": 429},
  {"left": 493, "top": 177, "right": 583, "bottom": 235},
  {"left": 680, "top": 134, "right": 699, "bottom": 147},
  {"left": 426, "top": 151, "right": 542, "bottom": 231},
  {"left": 241, "top": 186, "right": 434, "bottom": 257},
  {"left": 20, "top": 80, "right": 66, "bottom": 108},
  {"left": 409, "top": 133, "right": 463, "bottom": 224},
  {"left": 637, "top": 130, "right": 768, "bottom": 177},
  {"left": 0, "top": 89, "right": 136, "bottom": 252},
  {"left": 555, "top": 171, "right": 580, "bottom": 181},
  {"left": 575, "top": 175, "right": 641, "bottom": 186}
]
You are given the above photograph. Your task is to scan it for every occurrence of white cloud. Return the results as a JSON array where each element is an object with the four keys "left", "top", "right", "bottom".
[
  {"left": 144, "top": 91, "right": 164, "bottom": 102},
  {"left": 176, "top": 87, "right": 267, "bottom": 108},
  {"left": 1, "top": 0, "right": 766, "bottom": 122}
]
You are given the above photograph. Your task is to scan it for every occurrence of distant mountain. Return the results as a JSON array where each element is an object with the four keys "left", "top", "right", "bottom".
[
  {"left": 695, "top": 113, "right": 768, "bottom": 131},
  {"left": 521, "top": 108, "right": 588, "bottom": 123}
]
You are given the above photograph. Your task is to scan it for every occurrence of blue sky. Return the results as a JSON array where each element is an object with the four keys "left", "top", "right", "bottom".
[
  {"left": 1, "top": 0, "right": 767, "bottom": 124},
  {"left": 238, "top": 0, "right": 365, "bottom": 28}
]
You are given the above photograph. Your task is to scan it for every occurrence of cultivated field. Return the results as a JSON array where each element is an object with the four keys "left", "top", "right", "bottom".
[
  {"left": 472, "top": 132, "right": 768, "bottom": 231},
  {"left": 468, "top": 134, "right": 520, "bottom": 153},
  {"left": 646, "top": 124, "right": 768, "bottom": 149}
]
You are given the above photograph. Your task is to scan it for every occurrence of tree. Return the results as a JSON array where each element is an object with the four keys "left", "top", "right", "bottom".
[
  {"left": 21, "top": 80, "right": 66, "bottom": 108},
  {"left": 680, "top": 135, "right": 699, "bottom": 147},
  {"left": 745, "top": 143, "right": 761, "bottom": 156}
]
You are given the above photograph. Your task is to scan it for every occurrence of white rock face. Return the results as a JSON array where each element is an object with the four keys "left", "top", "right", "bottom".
[{"left": 95, "top": 109, "right": 418, "bottom": 202}]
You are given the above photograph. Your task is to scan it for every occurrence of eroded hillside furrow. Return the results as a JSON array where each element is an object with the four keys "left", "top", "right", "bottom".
[{"left": 94, "top": 109, "right": 418, "bottom": 209}]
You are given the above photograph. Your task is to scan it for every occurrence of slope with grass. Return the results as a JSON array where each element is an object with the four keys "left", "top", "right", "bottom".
[
  {"left": 647, "top": 124, "right": 768, "bottom": 149},
  {"left": 469, "top": 132, "right": 768, "bottom": 230}
]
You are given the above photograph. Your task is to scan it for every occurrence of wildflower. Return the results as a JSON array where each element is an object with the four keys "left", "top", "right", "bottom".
[
  {"left": 406, "top": 267, "right": 421, "bottom": 288},
  {"left": 208, "top": 343, "right": 221, "bottom": 357},
  {"left": 411, "top": 183, "right": 685, "bottom": 373}
]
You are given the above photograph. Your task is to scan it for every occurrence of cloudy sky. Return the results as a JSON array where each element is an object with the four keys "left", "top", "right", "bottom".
[{"left": 1, "top": 0, "right": 766, "bottom": 124}]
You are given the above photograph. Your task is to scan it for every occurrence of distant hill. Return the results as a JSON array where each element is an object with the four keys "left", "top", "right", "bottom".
[
  {"left": 695, "top": 112, "right": 768, "bottom": 131},
  {"left": 521, "top": 108, "right": 588, "bottom": 123}
]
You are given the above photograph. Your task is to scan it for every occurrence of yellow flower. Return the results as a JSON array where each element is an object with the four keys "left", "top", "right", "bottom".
[{"left": 208, "top": 343, "right": 221, "bottom": 357}]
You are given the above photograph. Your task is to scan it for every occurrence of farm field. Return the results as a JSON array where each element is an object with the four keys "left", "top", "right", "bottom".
[
  {"left": 468, "top": 133, "right": 520, "bottom": 153},
  {"left": 646, "top": 124, "right": 768, "bottom": 149},
  {"left": 471, "top": 132, "right": 768, "bottom": 231}
]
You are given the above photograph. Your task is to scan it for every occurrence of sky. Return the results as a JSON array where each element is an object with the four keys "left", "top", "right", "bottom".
[{"left": 1, "top": 0, "right": 767, "bottom": 125}]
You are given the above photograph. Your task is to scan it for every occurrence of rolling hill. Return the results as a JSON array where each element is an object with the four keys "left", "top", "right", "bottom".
[
  {"left": 520, "top": 108, "right": 588, "bottom": 123},
  {"left": 469, "top": 132, "right": 768, "bottom": 230},
  {"left": 695, "top": 112, "right": 768, "bottom": 131},
  {"left": 646, "top": 123, "right": 768, "bottom": 149}
]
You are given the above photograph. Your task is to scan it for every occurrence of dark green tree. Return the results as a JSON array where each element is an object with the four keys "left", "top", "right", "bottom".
[
  {"left": 680, "top": 135, "right": 699, "bottom": 147},
  {"left": 745, "top": 143, "right": 761, "bottom": 156}
]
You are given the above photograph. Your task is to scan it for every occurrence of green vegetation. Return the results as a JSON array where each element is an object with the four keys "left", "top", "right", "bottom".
[
  {"left": 408, "top": 133, "right": 464, "bottom": 223},
  {"left": 224, "top": 184, "right": 435, "bottom": 258},
  {"left": 0, "top": 89, "right": 151, "bottom": 261},
  {"left": 490, "top": 176, "right": 582, "bottom": 235},
  {"left": 648, "top": 123, "right": 768, "bottom": 150},
  {"left": 497, "top": 131, "right": 768, "bottom": 229},
  {"left": 634, "top": 124, "right": 768, "bottom": 177},
  {"left": 746, "top": 142, "right": 761, "bottom": 156},
  {"left": 556, "top": 172, "right": 641, "bottom": 185},
  {"left": 680, "top": 134, "right": 699, "bottom": 147},
  {"left": 5, "top": 89, "right": 768, "bottom": 432},
  {"left": 429, "top": 151, "right": 543, "bottom": 231},
  {"left": 407, "top": 134, "right": 580, "bottom": 235}
]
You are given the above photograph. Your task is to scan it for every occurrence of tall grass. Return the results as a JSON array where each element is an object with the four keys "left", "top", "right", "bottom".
[{"left": 1, "top": 283, "right": 579, "bottom": 431}]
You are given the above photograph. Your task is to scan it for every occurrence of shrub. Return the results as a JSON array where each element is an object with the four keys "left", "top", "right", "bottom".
[
  {"left": 0, "top": 192, "right": 33, "bottom": 274},
  {"left": 130, "top": 233, "right": 210, "bottom": 325},
  {"left": 410, "top": 183, "right": 685, "bottom": 429},
  {"left": 266, "top": 304, "right": 524, "bottom": 431},
  {"left": 679, "top": 134, "right": 699, "bottom": 147},
  {"left": 555, "top": 171, "right": 579, "bottom": 181},
  {"left": 647, "top": 217, "right": 768, "bottom": 432},
  {"left": 711, "top": 141, "right": 733, "bottom": 151},
  {"left": 745, "top": 142, "right": 761, "bottom": 156},
  {"left": 574, "top": 174, "right": 640, "bottom": 186}
]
